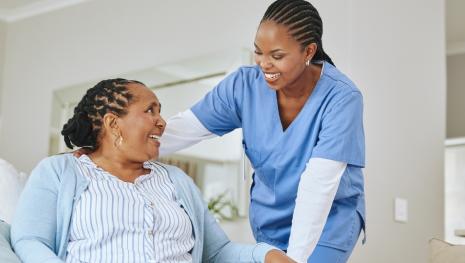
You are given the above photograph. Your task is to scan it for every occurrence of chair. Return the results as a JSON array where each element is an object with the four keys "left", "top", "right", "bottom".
[{"left": 429, "top": 238, "right": 465, "bottom": 263}]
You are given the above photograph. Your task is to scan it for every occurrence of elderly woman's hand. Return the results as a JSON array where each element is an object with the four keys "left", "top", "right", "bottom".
[
  {"left": 72, "top": 147, "right": 94, "bottom": 158},
  {"left": 265, "top": 250, "right": 297, "bottom": 263}
]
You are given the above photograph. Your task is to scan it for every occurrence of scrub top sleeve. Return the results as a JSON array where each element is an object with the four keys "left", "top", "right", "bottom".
[
  {"left": 311, "top": 91, "right": 365, "bottom": 168},
  {"left": 190, "top": 68, "right": 244, "bottom": 136}
]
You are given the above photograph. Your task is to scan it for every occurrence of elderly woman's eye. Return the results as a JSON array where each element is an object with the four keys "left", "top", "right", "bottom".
[{"left": 147, "top": 109, "right": 153, "bottom": 113}]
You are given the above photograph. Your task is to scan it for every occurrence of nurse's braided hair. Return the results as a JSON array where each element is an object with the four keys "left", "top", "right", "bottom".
[
  {"left": 261, "top": 0, "right": 335, "bottom": 66},
  {"left": 61, "top": 78, "right": 143, "bottom": 150}
]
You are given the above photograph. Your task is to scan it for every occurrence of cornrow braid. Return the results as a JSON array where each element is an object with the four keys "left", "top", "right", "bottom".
[
  {"left": 61, "top": 78, "right": 144, "bottom": 150},
  {"left": 261, "top": 0, "right": 335, "bottom": 66}
]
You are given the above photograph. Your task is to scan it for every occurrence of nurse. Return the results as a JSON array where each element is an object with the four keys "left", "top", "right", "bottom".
[
  {"left": 158, "top": 1, "right": 366, "bottom": 262},
  {"left": 76, "top": 0, "right": 365, "bottom": 262}
]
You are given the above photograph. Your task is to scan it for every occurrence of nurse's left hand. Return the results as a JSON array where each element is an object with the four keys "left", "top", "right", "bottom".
[
  {"left": 72, "top": 147, "right": 94, "bottom": 158},
  {"left": 265, "top": 250, "right": 297, "bottom": 263}
]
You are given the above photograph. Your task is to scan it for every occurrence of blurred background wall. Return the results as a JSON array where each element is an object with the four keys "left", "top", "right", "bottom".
[
  {"left": 447, "top": 54, "right": 465, "bottom": 138},
  {"left": 446, "top": 0, "right": 465, "bottom": 139},
  {"left": 0, "top": 0, "right": 449, "bottom": 262},
  {"left": 443, "top": 0, "right": 465, "bottom": 248},
  {"left": 0, "top": 20, "right": 6, "bottom": 129},
  {"left": 348, "top": 1, "right": 445, "bottom": 262}
]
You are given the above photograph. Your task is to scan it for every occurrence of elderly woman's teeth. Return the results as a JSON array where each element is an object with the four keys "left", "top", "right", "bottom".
[
  {"left": 149, "top": 135, "right": 160, "bottom": 140},
  {"left": 265, "top": 73, "right": 281, "bottom": 79}
]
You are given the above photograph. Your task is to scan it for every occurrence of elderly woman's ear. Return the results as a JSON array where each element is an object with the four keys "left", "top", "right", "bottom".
[
  {"left": 69, "top": 115, "right": 123, "bottom": 157},
  {"left": 70, "top": 113, "right": 121, "bottom": 157},
  {"left": 102, "top": 113, "right": 121, "bottom": 137}
]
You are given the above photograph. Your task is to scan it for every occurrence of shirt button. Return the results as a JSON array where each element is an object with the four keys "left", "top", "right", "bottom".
[
  {"left": 148, "top": 230, "right": 153, "bottom": 236},
  {"left": 149, "top": 202, "right": 153, "bottom": 206}
]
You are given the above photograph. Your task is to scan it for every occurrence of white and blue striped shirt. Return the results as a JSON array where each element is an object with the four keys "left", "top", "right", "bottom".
[{"left": 66, "top": 155, "right": 195, "bottom": 263}]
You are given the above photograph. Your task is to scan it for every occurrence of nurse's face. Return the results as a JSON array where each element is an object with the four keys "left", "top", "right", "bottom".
[{"left": 254, "top": 20, "right": 316, "bottom": 91}]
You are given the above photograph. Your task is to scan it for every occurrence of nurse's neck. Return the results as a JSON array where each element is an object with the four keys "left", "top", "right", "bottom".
[
  {"left": 276, "top": 63, "right": 322, "bottom": 131},
  {"left": 280, "top": 63, "right": 322, "bottom": 99}
]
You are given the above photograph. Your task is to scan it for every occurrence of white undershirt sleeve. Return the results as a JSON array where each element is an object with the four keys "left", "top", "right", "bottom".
[
  {"left": 286, "top": 158, "right": 347, "bottom": 263},
  {"left": 158, "top": 109, "right": 218, "bottom": 157}
]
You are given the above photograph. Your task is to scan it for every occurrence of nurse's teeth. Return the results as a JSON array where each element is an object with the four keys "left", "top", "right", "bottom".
[
  {"left": 149, "top": 135, "right": 160, "bottom": 140},
  {"left": 265, "top": 73, "right": 281, "bottom": 79}
]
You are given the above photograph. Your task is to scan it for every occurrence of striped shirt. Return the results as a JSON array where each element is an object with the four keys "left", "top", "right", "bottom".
[{"left": 66, "top": 155, "right": 195, "bottom": 263}]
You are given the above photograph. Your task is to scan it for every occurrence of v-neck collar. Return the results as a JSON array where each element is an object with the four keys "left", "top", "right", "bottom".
[{"left": 273, "top": 61, "right": 326, "bottom": 133}]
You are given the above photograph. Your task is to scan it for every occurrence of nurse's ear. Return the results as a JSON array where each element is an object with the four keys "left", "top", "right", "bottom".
[{"left": 303, "top": 42, "right": 318, "bottom": 63}]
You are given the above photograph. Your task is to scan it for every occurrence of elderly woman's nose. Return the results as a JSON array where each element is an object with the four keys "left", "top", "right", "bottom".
[{"left": 157, "top": 116, "right": 166, "bottom": 129}]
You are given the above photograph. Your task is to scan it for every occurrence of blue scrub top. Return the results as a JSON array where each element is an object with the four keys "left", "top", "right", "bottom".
[{"left": 191, "top": 62, "right": 366, "bottom": 251}]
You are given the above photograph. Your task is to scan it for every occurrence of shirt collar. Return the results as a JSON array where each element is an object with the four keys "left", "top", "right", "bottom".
[{"left": 78, "top": 154, "right": 155, "bottom": 183}]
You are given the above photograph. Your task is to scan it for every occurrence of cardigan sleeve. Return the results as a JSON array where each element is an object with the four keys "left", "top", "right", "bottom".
[
  {"left": 11, "top": 159, "right": 65, "bottom": 263},
  {"left": 201, "top": 199, "right": 278, "bottom": 263}
]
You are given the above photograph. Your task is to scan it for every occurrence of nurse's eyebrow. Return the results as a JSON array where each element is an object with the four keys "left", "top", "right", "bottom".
[{"left": 254, "top": 43, "right": 284, "bottom": 53}]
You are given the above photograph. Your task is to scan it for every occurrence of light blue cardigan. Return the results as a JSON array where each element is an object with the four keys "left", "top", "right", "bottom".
[{"left": 11, "top": 154, "right": 275, "bottom": 263}]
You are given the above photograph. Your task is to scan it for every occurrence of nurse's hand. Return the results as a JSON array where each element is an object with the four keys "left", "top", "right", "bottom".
[
  {"left": 70, "top": 147, "right": 94, "bottom": 158},
  {"left": 265, "top": 250, "right": 296, "bottom": 263}
]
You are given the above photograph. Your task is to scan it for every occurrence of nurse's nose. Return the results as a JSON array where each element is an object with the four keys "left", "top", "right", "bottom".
[{"left": 259, "top": 57, "right": 272, "bottom": 70}]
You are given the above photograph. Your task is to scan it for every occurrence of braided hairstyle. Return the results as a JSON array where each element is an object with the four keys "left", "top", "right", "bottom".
[
  {"left": 61, "top": 78, "right": 143, "bottom": 150},
  {"left": 261, "top": 0, "right": 335, "bottom": 66}
]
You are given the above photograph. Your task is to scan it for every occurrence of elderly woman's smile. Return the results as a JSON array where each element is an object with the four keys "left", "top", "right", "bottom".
[{"left": 148, "top": 134, "right": 161, "bottom": 147}]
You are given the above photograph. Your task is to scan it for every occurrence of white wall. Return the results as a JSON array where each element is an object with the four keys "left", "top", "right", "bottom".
[
  {"left": 348, "top": 1, "right": 446, "bottom": 262},
  {"left": 447, "top": 54, "right": 465, "bottom": 138},
  {"left": 0, "top": 1, "right": 445, "bottom": 262}
]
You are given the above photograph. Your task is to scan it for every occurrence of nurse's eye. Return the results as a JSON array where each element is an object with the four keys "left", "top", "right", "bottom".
[
  {"left": 254, "top": 51, "right": 263, "bottom": 55},
  {"left": 273, "top": 56, "right": 283, "bottom": 60}
]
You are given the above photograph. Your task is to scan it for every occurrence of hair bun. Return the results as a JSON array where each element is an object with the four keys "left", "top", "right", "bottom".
[{"left": 61, "top": 109, "right": 93, "bottom": 149}]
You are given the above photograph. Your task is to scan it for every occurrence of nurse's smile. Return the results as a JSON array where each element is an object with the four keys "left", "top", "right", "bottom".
[{"left": 264, "top": 72, "right": 282, "bottom": 83}]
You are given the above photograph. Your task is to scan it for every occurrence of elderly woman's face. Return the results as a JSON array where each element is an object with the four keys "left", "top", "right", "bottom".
[{"left": 116, "top": 84, "right": 166, "bottom": 161}]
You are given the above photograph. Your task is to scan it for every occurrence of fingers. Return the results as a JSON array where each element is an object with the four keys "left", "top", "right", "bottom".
[
  {"left": 73, "top": 150, "right": 82, "bottom": 158},
  {"left": 265, "top": 250, "right": 297, "bottom": 263},
  {"left": 73, "top": 147, "right": 94, "bottom": 158}
]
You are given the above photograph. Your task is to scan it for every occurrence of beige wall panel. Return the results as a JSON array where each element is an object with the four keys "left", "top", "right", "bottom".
[{"left": 447, "top": 54, "right": 465, "bottom": 138}]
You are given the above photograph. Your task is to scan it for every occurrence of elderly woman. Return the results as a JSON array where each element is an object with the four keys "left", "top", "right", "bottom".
[{"left": 11, "top": 79, "right": 294, "bottom": 263}]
